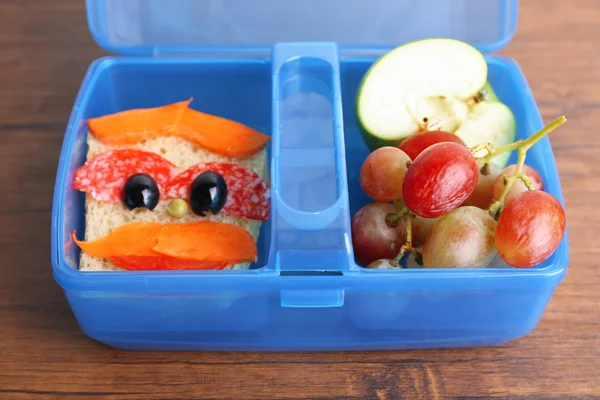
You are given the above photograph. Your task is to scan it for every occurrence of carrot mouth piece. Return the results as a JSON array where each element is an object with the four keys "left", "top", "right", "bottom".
[
  {"left": 73, "top": 221, "right": 258, "bottom": 271},
  {"left": 108, "top": 256, "right": 229, "bottom": 271}
]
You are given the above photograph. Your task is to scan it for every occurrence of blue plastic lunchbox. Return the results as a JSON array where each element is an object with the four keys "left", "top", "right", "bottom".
[{"left": 51, "top": 0, "right": 569, "bottom": 351}]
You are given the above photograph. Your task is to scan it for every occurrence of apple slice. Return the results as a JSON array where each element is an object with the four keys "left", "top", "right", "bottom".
[
  {"left": 356, "top": 38, "right": 488, "bottom": 150},
  {"left": 476, "top": 82, "right": 500, "bottom": 103},
  {"left": 454, "top": 101, "right": 517, "bottom": 168}
]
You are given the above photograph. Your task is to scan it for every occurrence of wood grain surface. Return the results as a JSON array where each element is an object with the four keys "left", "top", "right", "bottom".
[{"left": 1, "top": 0, "right": 599, "bottom": 399}]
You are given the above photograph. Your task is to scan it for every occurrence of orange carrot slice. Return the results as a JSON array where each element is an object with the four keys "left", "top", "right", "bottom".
[
  {"left": 73, "top": 222, "right": 163, "bottom": 258},
  {"left": 87, "top": 99, "right": 270, "bottom": 157},
  {"left": 87, "top": 99, "right": 191, "bottom": 145},
  {"left": 110, "top": 256, "right": 228, "bottom": 271},
  {"left": 73, "top": 221, "right": 257, "bottom": 267},
  {"left": 174, "top": 108, "right": 270, "bottom": 157},
  {"left": 153, "top": 221, "right": 257, "bottom": 263}
]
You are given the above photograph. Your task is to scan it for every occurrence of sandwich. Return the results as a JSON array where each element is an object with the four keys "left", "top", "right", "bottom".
[{"left": 71, "top": 99, "right": 270, "bottom": 271}]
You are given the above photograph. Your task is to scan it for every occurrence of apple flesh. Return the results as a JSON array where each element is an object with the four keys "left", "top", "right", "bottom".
[
  {"left": 477, "top": 82, "right": 500, "bottom": 103},
  {"left": 454, "top": 101, "right": 517, "bottom": 168}
]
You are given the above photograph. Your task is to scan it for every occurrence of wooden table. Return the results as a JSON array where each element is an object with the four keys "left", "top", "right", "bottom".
[{"left": 1, "top": 1, "right": 599, "bottom": 398}]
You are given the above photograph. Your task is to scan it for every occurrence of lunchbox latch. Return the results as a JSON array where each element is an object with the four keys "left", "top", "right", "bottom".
[{"left": 280, "top": 288, "right": 344, "bottom": 308}]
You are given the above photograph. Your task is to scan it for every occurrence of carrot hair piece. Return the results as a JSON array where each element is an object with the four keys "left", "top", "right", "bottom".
[
  {"left": 87, "top": 99, "right": 270, "bottom": 157},
  {"left": 174, "top": 108, "right": 270, "bottom": 157},
  {"left": 87, "top": 99, "right": 192, "bottom": 145}
]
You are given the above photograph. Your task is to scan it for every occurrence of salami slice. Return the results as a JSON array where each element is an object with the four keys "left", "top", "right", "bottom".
[
  {"left": 166, "top": 162, "right": 270, "bottom": 221},
  {"left": 73, "top": 149, "right": 178, "bottom": 202}
]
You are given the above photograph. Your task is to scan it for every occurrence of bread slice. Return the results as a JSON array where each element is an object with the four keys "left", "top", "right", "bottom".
[{"left": 79, "top": 135, "right": 269, "bottom": 271}]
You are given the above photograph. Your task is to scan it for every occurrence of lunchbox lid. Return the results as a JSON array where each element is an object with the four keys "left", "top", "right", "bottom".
[{"left": 86, "top": 0, "right": 519, "bottom": 56}]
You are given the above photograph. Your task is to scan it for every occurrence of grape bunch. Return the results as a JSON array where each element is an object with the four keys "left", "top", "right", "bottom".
[{"left": 351, "top": 118, "right": 568, "bottom": 269}]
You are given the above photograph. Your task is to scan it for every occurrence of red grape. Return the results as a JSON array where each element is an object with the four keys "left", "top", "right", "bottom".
[
  {"left": 399, "top": 130, "right": 466, "bottom": 160},
  {"left": 495, "top": 190, "right": 566, "bottom": 268},
  {"left": 360, "top": 147, "right": 411, "bottom": 202},
  {"left": 462, "top": 163, "right": 502, "bottom": 209},
  {"left": 402, "top": 142, "right": 479, "bottom": 218},
  {"left": 412, "top": 215, "right": 441, "bottom": 247},
  {"left": 422, "top": 206, "right": 497, "bottom": 268},
  {"left": 492, "top": 164, "right": 544, "bottom": 204},
  {"left": 351, "top": 202, "right": 407, "bottom": 267}
]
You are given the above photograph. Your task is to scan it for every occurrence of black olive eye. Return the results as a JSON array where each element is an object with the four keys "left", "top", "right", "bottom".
[
  {"left": 123, "top": 174, "right": 159, "bottom": 211},
  {"left": 190, "top": 171, "right": 228, "bottom": 216}
]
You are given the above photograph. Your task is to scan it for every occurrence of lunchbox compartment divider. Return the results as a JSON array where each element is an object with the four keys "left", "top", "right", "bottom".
[{"left": 270, "top": 42, "right": 353, "bottom": 276}]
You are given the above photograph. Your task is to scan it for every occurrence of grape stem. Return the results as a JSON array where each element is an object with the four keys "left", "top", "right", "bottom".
[
  {"left": 480, "top": 163, "right": 491, "bottom": 176},
  {"left": 473, "top": 115, "right": 567, "bottom": 165},
  {"left": 390, "top": 212, "right": 418, "bottom": 267},
  {"left": 486, "top": 117, "right": 568, "bottom": 217},
  {"left": 386, "top": 206, "right": 409, "bottom": 228},
  {"left": 488, "top": 147, "right": 527, "bottom": 217},
  {"left": 465, "top": 115, "right": 566, "bottom": 217},
  {"left": 470, "top": 142, "right": 495, "bottom": 156},
  {"left": 520, "top": 174, "right": 535, "bottom": 190}
]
